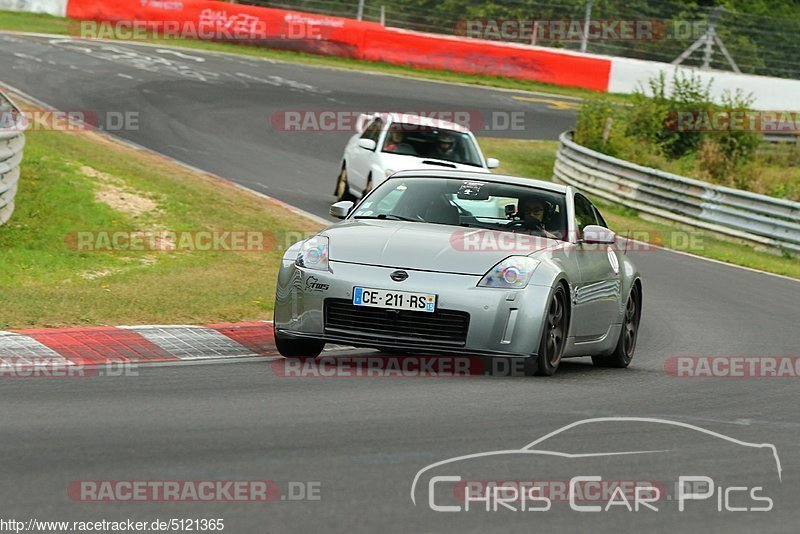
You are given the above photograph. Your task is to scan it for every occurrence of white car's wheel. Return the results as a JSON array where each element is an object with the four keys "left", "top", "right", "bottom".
[
  {"left": 335, "top": 166, "right": 357, "bottom": 202},
  {"left": 363, "top": 173, "right": 373, "bottom": 196}
]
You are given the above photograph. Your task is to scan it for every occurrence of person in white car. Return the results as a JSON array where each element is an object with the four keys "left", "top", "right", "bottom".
[
  {"left": 383, "top": 129, "right": 415, "bottom": 155},
  {"left": 430, "top": 132, "right": 457, "bottom": 160}
]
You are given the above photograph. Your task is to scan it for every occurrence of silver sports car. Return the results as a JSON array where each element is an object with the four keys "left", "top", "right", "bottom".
[{"left": 274, "top": 170, "right": 642, "bottom": 376}]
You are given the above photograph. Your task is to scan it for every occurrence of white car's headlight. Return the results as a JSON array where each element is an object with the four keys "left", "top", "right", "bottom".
[
  {"left": 478, "top": 257, "right": 540, "bottom": 289},
  {"left": 296, "top": 236, "right": 329, "bottom": 271}
]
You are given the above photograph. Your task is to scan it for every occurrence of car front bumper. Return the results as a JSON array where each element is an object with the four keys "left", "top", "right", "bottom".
[{"left": 274, "top": 260, "right": 554, "bottom": 358}]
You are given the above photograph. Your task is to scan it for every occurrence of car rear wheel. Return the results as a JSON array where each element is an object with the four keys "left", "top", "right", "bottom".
[
  {"left": 534, "top": 286, "right": 568, "bottom": 376},
  {"left": 335, "top": 166, "right": 356, "bottom": 202},
  {"left": 275, "top": 331, "right": 325, "bottom": 360},
  {"left": 592, "top": 287, "right": 640, "bottom": 368}
]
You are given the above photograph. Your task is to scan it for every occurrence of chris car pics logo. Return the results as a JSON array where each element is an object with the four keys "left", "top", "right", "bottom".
[{"left": 410, "top": 417, "right": 781, "bottom": 513}]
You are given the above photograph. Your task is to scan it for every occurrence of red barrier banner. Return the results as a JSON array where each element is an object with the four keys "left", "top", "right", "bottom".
[
  {"left": 67, "top": 0, "right": 378, "bottom": 57},
  {"left": 65, "top": 0, "right": 611, "bottom": 91},
  {"left": 363, "top": 28, "right": 611, "bottom": 91}
]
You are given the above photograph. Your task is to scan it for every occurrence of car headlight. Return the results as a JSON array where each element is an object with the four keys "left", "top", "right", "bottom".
[
  {"left": 478, "top": 257, "right": 540, "bottom": 289},
  {"left": 296, "top": 236, "right": 329, "bottom": 271}
]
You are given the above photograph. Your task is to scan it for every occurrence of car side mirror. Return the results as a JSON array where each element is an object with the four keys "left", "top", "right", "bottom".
[
  {"left": 357, "top": 138, "right": 377, "bottom": 151},
  {"left": 486, "top": 157, "right": 500, "bottom": 169},
  {"left": 582, "top": 225, "right": 616, "bottom": 244},
  {"left": 330, "top": 200, "right": 354, "bottom": 219}
]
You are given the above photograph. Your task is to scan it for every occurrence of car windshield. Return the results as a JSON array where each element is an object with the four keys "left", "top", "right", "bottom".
[
  {"left": 352, "top": 176, "right": 568, "bottom": 240},
  {"left": 381, "top": 124, "right": 483, "bottom": 167}
]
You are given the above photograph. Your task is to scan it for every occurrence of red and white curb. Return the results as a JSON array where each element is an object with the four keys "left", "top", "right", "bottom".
[{"left": 0, "top": 322, "right": 288, "bottom": 368}]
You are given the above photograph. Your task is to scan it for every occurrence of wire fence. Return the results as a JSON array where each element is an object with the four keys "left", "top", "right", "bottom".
[{"left": 240, "top": 0, "right": 800, "bottom": 81}]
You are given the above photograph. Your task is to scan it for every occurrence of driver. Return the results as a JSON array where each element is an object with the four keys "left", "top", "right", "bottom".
[
  {"left": 523, "top": 198, "right": 546, "bottom": 226},
  {"left": 517, "top": 197, "right": 558, "bottom": 238},
  {"left": 431, "top": 132, "right": 457, "bottom": 160}
]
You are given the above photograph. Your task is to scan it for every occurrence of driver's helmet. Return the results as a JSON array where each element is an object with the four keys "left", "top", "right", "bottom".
[{"left": 436, "top": 132, "right": 456, "bottom": 155}]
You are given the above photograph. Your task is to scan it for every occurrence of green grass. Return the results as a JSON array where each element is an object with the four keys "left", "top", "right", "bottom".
[
  {"left": 0, "top": 9, "right": 612, "bottom": 101},
  {"left": 478, "top": 137, "right": 800, "bottom": 280},
  {"left": 0, "top": 102, "right": 321, "bottom": 329}
]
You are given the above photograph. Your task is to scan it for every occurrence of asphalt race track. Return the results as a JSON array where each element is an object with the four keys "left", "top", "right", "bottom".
[
  {"left": 2, "top": 33, "right": 800, "bottom": 533},
  {"left": 0, "top": 32, "right": 575, "bottom": 218}
]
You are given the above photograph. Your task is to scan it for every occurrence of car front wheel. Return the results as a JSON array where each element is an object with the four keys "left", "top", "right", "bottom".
[
  {"left": 275, "top": 331, "right": 325, "bottom": 360},
  {"left": 534, "top": 285, "right": 568, "bottom": 376}
]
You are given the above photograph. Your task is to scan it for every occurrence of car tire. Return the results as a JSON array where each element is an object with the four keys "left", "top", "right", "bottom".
[
  {"left": 335, "top": 165, "right": 357, "bottom": 202},
  {"left": 275, "top": 331, "right": 325, "bottom": 360},
  {"left": 363, "top": 173, "right": 373, "bottom": 196},
  {"left": 592, "top": 286, "right": 641, "bottom": 368},
  {"left": 534, "top": 285, "right": 568, "bottom": 377}
]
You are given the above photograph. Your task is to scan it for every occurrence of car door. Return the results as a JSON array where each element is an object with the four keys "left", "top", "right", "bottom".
[
  {"left": 348, "top": 116, "right": 384, "bottom": 192},
  {"left": 570, "top": 193, "right": 622, "bottom": 341}
]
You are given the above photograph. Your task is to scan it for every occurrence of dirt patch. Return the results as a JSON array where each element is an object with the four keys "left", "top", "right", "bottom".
[{"left": 81, "top": 165, "right": 160, "bottom": 218}]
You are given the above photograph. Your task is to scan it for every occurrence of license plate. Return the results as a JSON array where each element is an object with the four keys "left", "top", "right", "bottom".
[{"left": 353, "top": 287, "right": 437, "bottom": 313}]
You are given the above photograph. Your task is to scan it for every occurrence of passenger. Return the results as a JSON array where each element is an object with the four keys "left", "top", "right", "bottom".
[{"left": 383, "top": 130, "right": 415, "bottom": 155}]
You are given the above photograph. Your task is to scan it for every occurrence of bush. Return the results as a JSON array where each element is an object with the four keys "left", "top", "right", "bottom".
[
  {"left": 574, "top": 97, "right": 616, "bottom": 153},
  {"left": 574, "top": 72, "right": 768, "bottom": 192}
]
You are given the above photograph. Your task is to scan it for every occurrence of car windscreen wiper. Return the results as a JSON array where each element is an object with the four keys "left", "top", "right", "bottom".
[{"left": 354, "top": 214, "right": 422, "bottom": 222}]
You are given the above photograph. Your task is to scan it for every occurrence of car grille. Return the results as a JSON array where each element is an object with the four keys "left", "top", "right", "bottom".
[{"left": 324, "top": 299, "right": 470, "bottom": 347}]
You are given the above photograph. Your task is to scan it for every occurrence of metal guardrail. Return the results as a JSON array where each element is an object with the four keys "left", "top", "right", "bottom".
[
  {"left": 554, "top": 131, "right": 800, "bottom": 254},
  {"left": 763, "top": 133, "right": 800, "bottom": 144},
  {"left": 0, "top": 89, "right": 27, "bottom": 226}
]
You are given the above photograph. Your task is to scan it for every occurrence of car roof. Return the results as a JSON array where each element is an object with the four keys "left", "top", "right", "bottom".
[
  {"left": 387, "top": 169, "right": 569, "bottom": 194},
  {"left": 384, "top": 113, "right": 471, "bottom": 133}
]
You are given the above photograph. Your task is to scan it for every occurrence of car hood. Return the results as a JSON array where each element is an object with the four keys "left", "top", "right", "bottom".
[
  {"left": 324, "top": 220, "right": 557, "bottom": 275},
  {"left": 381, "top": 153, "right": 488, "bottom": 174}
]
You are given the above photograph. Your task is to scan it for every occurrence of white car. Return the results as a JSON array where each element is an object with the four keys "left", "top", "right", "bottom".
[{"left": 334, "top": 113, "right": 499, "bottom": 201}]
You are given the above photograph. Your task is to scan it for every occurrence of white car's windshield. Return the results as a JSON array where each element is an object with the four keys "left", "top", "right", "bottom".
[
  {"left": 353, "top": 176, "right": 568, "bottom": 240},
  {"left": 382, "top": 124, "right": 483, "bottom": 167}
]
